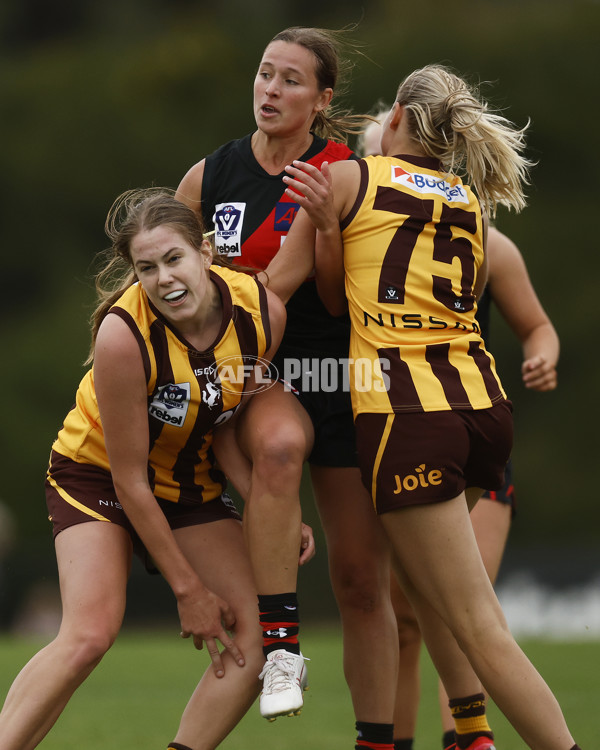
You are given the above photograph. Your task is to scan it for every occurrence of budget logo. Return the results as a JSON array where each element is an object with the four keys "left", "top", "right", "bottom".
[
  {"left": 149, "top": 382, "right": 191, "bottom": 427},
  {"left": 214, "top": 202, "right": 246, "bottom": 257},
  {"left": 390, "top": 166, "right": 469, "bottom": 204},
  {"left": 274, "top": 201, "right": 300, "bottom": 232}
]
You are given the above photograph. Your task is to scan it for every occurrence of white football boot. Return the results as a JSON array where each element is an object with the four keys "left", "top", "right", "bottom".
[{"left": 258, "top": 649, "right": 309, "bottom": 720}]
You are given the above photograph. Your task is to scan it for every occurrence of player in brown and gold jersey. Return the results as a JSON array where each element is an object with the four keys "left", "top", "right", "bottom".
[
  {"left": 276, "top": 65, "right": 580, "bottom": 750},
  {"left": 0, "top": 189, "right": 287, "bottom": 750}
]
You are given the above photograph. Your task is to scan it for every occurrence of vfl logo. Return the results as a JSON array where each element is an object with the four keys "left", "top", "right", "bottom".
[
  {"left": 393, "top": 464, "right": 443, "bottom": 494},
  {"left": 149, "top": 383, "right": 191, "bottom": 427},
  {"left": 214, "top": 202, "right": 245, "bottom": 257},
  {"left": 385, "top": 286, "right": 399, "bottom": 301},
  {"left": 275, "top": 201, "right": 300, "bottom": 232},
  {"left": 390, "top": 166, "right": 469, "bottom": 203}
]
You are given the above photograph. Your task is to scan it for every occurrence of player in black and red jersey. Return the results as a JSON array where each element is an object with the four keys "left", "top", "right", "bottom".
[{"left": 176, "top": 26, "right": 398, "bottom": 749}]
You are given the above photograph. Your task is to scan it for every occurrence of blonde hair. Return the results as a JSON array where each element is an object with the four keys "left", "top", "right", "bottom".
[
  {"left": 85, "top": 188, "right": 219, "bottom": 364},
  {"left": 268, "top": 26, "right": 369, "bottom": 143},
  {"left": 395, "top": 65, "right": 533, "bottom": 216}
]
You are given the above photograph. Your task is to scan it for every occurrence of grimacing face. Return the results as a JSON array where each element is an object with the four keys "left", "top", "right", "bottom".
[{"left": 130, "top": 226, "right": 213, "bottom": 327}]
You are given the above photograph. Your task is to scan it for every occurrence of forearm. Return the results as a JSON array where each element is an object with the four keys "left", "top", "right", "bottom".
[
  {"left": 521, "top": 321, "right": 560, "bottom": 391},
  {"left": 115, "top": 481, "right": 204, "bottom": 598},
  {"left": 315, "top": 225, "right": 347, "bottom": 316},
  {"left": 522, "top": 321, "right": 560, "bottom": 366},
  {"left": 263, "top": 216, "right": 316, "bottom": 303}
]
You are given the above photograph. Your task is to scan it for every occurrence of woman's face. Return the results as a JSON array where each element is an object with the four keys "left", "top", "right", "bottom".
[
  {"left": 130, "top": 225, "right": 213, "bottom": 327},
  {"left": 362, "top": 120, "right": 385, "bottom": 157},
  {"left": 253, "top": 40, "right": 332, "bottom": 138}
]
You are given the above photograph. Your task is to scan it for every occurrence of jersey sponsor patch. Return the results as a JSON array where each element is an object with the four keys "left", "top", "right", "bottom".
[
  {"left": 390, "top": 166, "right": 469, "bottom": 203},
  {"left": 149, "top": 382, "right": 191, "bottom": 427},
  {"left": 274, "top": 201, "right": 300, "bottom": 232},
  {"left": 214, "top": 202, "right": 245, "bottom": 257}
]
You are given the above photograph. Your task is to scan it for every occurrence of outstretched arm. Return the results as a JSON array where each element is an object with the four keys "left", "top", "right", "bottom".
[
  {"left": 94, "top": 313, "right": 245, "bottom": 676},
  {"left": 279, "top": 159, "right": 359, "bottom": 315},
  {"left": 487, "top": 227, "right": 560, "bottom": 391}
]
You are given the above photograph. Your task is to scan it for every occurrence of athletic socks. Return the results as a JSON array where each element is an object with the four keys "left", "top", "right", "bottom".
[
  {"left": 356, "top": 720, "right": 394, "bottom": 750},
  {"left": 394, "top": 738, "right": 414, "bottom": 750},
  {"left": 442, "top": 729, "right": 456, "bottom": 749},
  {"left": 167, "top": 744, "right": 193, "bottom": 750},
  {"left": 448, "top": 693, "right": 493, "bottom": 750},
  {"left": 258, "top": 592, "right": 300, "bottom": 657}
]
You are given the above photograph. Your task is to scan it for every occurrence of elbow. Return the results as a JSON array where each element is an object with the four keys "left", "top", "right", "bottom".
[{"left": 319, "top": 291, "right": 348, "bottom": 316}]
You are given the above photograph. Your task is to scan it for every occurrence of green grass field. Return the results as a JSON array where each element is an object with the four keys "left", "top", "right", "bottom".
[{"left": 0, "top": 625, "right": 597, "bottom": 749}]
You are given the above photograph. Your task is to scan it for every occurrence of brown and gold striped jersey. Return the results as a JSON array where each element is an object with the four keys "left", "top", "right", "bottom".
[
  {"left": 341, "top": 154, "right": 506, "bottom": 416},
  {"left": 52, "top": 266, "right": 271, "bottom": 504}
]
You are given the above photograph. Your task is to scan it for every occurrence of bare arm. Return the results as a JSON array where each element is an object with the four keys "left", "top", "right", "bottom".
[
  {"left": 175, "top": 159, "right": 206, "bottom": 215},
  {"left": 279, "top": 159, "right": 359, "bottom": 315},
  {"left": 94, "top": 313, "right": 244, "bottom": 675},
  {"left": 487, "top": 227, "right": 560, "bottom": 391}
]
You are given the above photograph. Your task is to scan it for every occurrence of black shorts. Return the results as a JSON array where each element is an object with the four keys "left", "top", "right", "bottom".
[
  {"left": 481, "top": 457, "right": 516, "bottom": 515},
  {"left": 45, "top": 451, "right": 241, "bottom": 567},
  {"left": 355, "top": 401, "right": 513, "bottom": 515},
  {"left": 270, "top": 353, "right": 358, "bottom": 468}
]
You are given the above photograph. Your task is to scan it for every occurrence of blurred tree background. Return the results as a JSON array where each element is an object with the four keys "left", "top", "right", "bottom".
[{"left": 0, "top": 0, "right": 598, "bottom": 627}]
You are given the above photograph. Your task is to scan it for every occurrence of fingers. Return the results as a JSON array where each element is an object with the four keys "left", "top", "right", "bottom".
[
  {"left": 218, "top": 629, "right": 246, "bottom": 669},
  {"left": 522, "top": 357, "right": 558, "bottom": 391},
  {"left": 203, "top": 636, "right": 226, "bottom": 677},
  {"left": 299, "top": 523, "right": 316, "bottom": 566},
  {"left": 283, "top": 161, "right": 329, "bottom": 199}
]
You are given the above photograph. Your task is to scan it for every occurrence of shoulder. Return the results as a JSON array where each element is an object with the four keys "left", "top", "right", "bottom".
[
  {"left": 329, "top": 159, "right": 362, "bottom": 214},
  {"left": 176, "top": 136, "right": 252, "bottom": 208},
  {"left": 487, "top": 227, "right": 525, "bottom": 279},
  {"left": 307, "top": 137, "right": 354, "bottom": 167},
  {"left": 321, "top": 139, "right": 355, "bottom": 163},
  {"left": 176, "top": 159, "right": 206, "bottom": 210},
  {"left": 94, "top": 312, "right": 144, "bottom": 372}
]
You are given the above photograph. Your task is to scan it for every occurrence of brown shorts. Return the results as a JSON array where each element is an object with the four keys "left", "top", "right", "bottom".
[
  {"left": 355, "top": 401, "right": 513, "bottom": 515},
  {"left": 45, "top": 451, "right": 241, "bottom": 566}
]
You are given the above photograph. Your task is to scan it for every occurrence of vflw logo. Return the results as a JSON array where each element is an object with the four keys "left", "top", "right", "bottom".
[
  {"left": 149, "top": 382, "right": 191, "bottom": 427},
  {"left": 214, "top": 202, "right": 245, "bottom": 257},
  {"left": 390, "top": 166, "right": 469, "bottom": 203}
]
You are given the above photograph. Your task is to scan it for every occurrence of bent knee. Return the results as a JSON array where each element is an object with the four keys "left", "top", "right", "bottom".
[
  {"left": 58, "top": 625, "right": 118, "bottom": 672},
  {"left": 330, "top": 563, "right": 387, "bottom": 615}
]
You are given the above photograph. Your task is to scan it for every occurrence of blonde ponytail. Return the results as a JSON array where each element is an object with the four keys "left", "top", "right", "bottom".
[{"left": 396, "top": 65, "right": 534, "bottom": 216}]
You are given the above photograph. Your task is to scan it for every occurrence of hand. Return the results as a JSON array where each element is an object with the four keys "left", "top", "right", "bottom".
[
  {"left": 177, "top": 584, "right": 245, "bottom": 678},
  {"left": 299, "top": 522, "right": 316, "bottom": 566},
  {"left": 522, "top": 355, "right": 558, "bottom": 391},
  {"left": 283, "top": 160, "right": 336, "bottom": 232}
]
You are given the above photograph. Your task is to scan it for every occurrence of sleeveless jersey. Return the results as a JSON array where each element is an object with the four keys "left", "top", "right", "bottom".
[
  {"left": 52, "top": 266, "right": 270, "bottom": 505},
  {"left": 341, "top": 154, "right": 506, "bottom": 416},
  {"left": 201, "top": 133, "right": 355, "bottom": 358}
]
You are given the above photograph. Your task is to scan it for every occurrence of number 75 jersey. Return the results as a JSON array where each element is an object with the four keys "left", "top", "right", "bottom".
[{"left": 341, "top": 154, "right": 506, "bottom": 416}]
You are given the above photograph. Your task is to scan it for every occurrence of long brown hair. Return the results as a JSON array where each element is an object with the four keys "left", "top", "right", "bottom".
[{"left": 86, "top": 188, "right": 225, "bottom": 363}]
